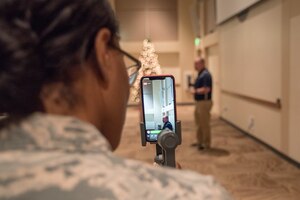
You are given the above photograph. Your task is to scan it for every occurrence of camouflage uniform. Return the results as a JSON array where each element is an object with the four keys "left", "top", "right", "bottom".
[{"left": 0, "top": 113, "right": 231, "bottom": 200}]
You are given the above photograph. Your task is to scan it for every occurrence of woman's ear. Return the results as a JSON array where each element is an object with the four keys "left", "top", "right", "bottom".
[{"left": 93, "top": 28, "right": 112, "bottom": 86}]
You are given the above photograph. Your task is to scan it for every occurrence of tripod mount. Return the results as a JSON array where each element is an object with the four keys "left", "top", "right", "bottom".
[{"left": 140, "top": 121, "right": 182, "bottom": 168}]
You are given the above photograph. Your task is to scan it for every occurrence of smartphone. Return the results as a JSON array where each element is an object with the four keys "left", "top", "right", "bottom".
[{"left": 140, "top": 75, "right": 177, "bottom": 143}]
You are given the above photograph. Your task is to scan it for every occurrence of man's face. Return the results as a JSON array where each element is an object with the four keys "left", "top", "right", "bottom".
[
  {"left": 163, "top": 116, "right": 167, "bottom": 123},
  {"left": 195, "top": 60, "right": 204, "bottom": 71}
]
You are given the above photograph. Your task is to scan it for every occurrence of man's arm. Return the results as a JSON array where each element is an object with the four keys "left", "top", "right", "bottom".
[
  {"left": 195, "top": 87, "right": 211, "bottom": 94},
  {"left": 190, "top": 86, "right": 211, "bottom": 94}
]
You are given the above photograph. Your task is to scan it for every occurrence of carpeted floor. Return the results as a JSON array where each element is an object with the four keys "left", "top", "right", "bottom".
[{"left": 115, "top": 105, "right": 300, "bottom": 200}]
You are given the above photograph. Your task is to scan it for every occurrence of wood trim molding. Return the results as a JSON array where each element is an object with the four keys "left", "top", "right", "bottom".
[{"left": 221, "top": 89, "right": 281, "bottom": 109}]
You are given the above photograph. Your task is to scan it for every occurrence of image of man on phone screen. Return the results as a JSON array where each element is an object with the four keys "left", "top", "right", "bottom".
[{"left": 162, "top": 115, "right": 173, "bottom": 131}]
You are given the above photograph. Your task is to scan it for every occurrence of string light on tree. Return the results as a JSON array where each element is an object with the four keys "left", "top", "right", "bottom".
[{"left": 130, "top": 39, "right": 162, "bottom": 102}]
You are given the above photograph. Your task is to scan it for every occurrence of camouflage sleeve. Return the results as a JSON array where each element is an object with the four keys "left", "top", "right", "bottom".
[
  {"left": 0, "top": 153, "right": 232, "bottom": 200},
  {"left": 0, "top": 113, "right": 233, "bottom": 200}
]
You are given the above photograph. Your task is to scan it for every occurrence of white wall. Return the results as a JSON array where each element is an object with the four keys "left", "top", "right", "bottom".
[
  {"left": 289, "top": 14, "right": 300, "bottom": 162},
  {"left": 216, "top": 0, "right": 262, "bottom": 24},
  {"left": 207, "top": 45, "right": 220, "bottom": 116},
  {"left": 217, "top": 0, "right": 300, "bottom": 163},
  {"left": 219, "top": 0, "right": 283, "bottom": 152},
  {"left": 221, "top": 94, "right": 281, "bottom": 149},
  {"left": 219, "top": 0, "right": 282, "bottom": 102}
]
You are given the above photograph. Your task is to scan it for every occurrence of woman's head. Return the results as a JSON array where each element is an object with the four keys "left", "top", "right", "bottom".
[
  {"left": 0, "top": 0, "right": 119, "bottom": 114},
  {"left": 0, "top": 0, "right": 131, "bottom": 149}
]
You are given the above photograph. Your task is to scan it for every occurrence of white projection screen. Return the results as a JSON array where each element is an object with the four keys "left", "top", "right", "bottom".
[{"left": 216, "top": 0, "right": 262, "bottom": 24}]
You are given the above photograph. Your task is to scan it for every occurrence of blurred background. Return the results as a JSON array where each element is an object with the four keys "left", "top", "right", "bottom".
[{"left": 108, "top": 0, "right": 300, "bottom": 166}]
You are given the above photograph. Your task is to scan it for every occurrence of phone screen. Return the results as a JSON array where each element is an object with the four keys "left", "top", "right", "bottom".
[{"left": 140, "top": 75, "right": 177, "bottom": 142}]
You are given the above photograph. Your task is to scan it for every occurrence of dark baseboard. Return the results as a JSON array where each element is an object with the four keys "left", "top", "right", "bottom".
[
  {"left": 220, "top": 117, "right": 300, "bottom": 169},
  {"left": 127, "top": 102, "right": 195, "bottom": 107},
  {"left": 127, "top": 103, "right": 139, "bottom": 107},
  {"left": 176, "top": 102, "right": 195, "bottom": 106}
]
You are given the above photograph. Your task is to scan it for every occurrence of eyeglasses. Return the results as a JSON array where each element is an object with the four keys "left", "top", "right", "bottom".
[
  {"left": 84, "top": 35, "right": 141, "bottom": 86},
  {"left": 111, "top": 45, "right": 142, "bottom": 86}
]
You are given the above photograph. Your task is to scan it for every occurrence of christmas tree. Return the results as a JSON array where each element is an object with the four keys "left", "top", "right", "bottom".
[{"left": 130, "top": 39, "right": 162, "bottom": 102}]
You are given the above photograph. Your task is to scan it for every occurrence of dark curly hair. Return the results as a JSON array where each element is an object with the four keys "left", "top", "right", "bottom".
[{"left": 0, "top": 0, "right": 119, "bottom": 116}]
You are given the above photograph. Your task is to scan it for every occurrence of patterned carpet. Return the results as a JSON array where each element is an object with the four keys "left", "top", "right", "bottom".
[{"left": 115, "top": 105, "right": 300, "bottom": 200}]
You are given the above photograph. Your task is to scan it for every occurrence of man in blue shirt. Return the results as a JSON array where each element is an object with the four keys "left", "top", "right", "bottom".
[
  {"left": 192, "top": 58, "right": 213, "bottom": 150},
  {"left": 162, "top": 116, "right": 173, "bottom": 131}
]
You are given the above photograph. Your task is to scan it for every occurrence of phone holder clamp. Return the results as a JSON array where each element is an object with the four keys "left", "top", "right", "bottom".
[{"left": 140, "top": 121, "right": 181, "bottom": 168}]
